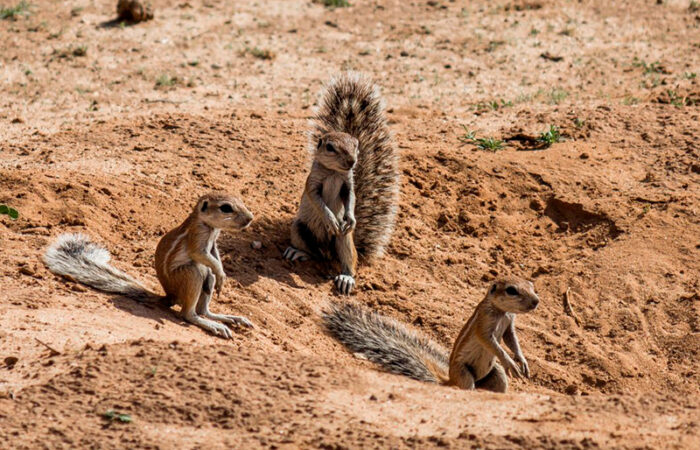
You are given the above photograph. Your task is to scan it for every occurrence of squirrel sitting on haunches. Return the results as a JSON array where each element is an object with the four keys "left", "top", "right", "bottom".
[
  {"left": 284, "top": 72, "right": 399, "bottom": 295},
  {"left": 323, "top": 278, "right": 540, "bottom": 392}
]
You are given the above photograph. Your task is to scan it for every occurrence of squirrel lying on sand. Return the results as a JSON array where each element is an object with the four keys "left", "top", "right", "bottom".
[
  {"left": 43, "top": 192, "right": 253, "bottom": 339},
  {"left": 323, "top": 278, "right": 539, "bottom": 392},
  {"left": 284, "top": 72, "right": 399, "bottom": 295}
]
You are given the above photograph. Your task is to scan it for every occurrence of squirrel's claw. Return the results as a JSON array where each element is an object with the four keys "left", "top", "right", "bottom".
[
  {"left": 505, "top": 359, "right": 523, "bottom": 379},
  {"left": 335, "top": 274, "right": 355, "bottom": 295},
  {"left": 219, "top": 315, "right": 254, "bottom": 329},
  {"left": 517, "top": 356, "right": 530, "bottom": 378},
  {"left": 283, "top": 246, "right": 309, "bottom": 262}
]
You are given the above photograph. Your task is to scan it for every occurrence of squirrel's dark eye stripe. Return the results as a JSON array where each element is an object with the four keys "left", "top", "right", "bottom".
[
  {"left": 219, "top": 204, "right": 234, "bottom": 213},
  {"left": 505, "top": 286, "right": 519, "bottom": 296}
]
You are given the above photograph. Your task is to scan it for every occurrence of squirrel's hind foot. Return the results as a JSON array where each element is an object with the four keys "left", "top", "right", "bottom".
[
  {"left": 283, "top": 246, "right": 309, "bottom": 262},
  {"left": 216, "top": 314, "right": 254, "bottom": 328},
  {"left": 335, "top": 274, "right": 356, "bottom": 295},
  {"left": 187, "top": 315, "right": 233, "bottom": 339}
]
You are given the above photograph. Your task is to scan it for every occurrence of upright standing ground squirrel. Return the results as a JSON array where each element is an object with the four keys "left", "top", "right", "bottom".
[
  {"left": 322, "top": 278, "right": 539, "bottom": 392},
  {"left": 284, "top": 72, "right": 399, "bottom": 295},
  {"left": 43, "top": 193, "right": 254, "bottom": 338}
]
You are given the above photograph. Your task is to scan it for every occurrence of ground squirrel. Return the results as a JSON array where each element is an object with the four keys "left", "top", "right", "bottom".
[
  {"left": 322, "top": 278, "right": 539, "bottom": 392},
  {"left": 284, "top": 72, "right": 399, "bottom": 295},
  {"left": 43, "top": 193, "right": 254, "bottom": 339}
]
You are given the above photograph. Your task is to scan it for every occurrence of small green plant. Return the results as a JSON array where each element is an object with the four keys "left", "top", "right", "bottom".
[
  {"left": 0, "top": 1, "right": 30, "bottom": 20},
  {"left": 486, "top": 40, "right": 506, "bottom": 52},
  {"left": 632, "top": 58, "right": 662, "bottom": 75},
  {"left": 690, "top": 1, "right": 699, "bottom": 12},
  {"left": 622, "top": 96, "right": 639, "bottom": 105},
  {"left": 475, "top": 137, "right": 504, "bottom": 151},
  {"left": 318, "top": 0, "right": 350, "bottom": 8},
  {"left": 243, "top": 47, "right": 275, "bottom": 60},
  {"left": 474, "top": 99, "right": 512, "bottom": 111},
  {"left": 0, "top": 204, "right": 19, "bottom": 220},
  {"left": 72, "top": 44, "right": 87, "bottom": 57},
  {"left": 537, "top": 125, "right": 561, "bottom": 147},
  {"left": 666, "top": 90, "right": 693, "bottom": 107},
  {"left": 155, "top": 74, "right": 177, "bottom": 87},
  {"left": 103, "top": 410, "right": 132, "bottom": 423},
  {"left": 459, "top": 126, "right": 504, "bottom": 151},
  {"left": 548, "top": 88, "right": 568, "bottom": 104},
  {"left": 573, "top": 117, "right": 585, "bottom": 128},
  {"left": 682, "top": 71, "right": 696, "bottom": 79},
  {"left": 458, "top": 125, "right": 476, "bottom": 142}
]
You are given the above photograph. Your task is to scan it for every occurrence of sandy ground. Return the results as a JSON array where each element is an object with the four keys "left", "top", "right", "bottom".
[{"left": 1, "top": 0, "right": 699, "bottom": 448}]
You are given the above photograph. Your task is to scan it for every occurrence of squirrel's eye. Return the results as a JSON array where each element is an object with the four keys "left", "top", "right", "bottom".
[
  {"left": 505, "top": 286, "right": 519, "bottom": 296},
  {"left": 219, "top": 204, "right": 234, "bottom": 213},
  {"left": 326, "top": 143, "right": 336, "bottom": 153}
]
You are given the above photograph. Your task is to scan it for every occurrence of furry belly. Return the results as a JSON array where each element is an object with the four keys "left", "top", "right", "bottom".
[{"left": 458, "top": 342, "right": 497, "bottom": 381}]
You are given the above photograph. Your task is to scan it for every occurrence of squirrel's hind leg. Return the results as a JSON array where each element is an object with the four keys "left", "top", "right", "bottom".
[
  {"left": 176, "top": 266, "right": 233, "bottom": 339},
  {"left": 196, "top": 271, "right": 253, "bottom": 328},
  {"left": 334, "top": 232, "right": 357, "bottom": 295},
  {"left": 284, "top": 220, "right": 314, "bottom": 261},
  {"left": 449, "top": 364, "right": 476, "bottom": 389},
  {"left": 475, "top": 364, "right": 508, "bottom": 393}
]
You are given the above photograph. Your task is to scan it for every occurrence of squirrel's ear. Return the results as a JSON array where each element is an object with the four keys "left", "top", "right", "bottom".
[{"left": 200, "top": 201, "right": 209, "bottom": 212}]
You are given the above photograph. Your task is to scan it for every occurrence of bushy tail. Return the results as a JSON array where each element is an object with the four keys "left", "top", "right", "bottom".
[
  {"left": 322, "top": 301, "right": 448, "bottom": 383},
  {"left": 43, "top": 233, "right": 162, "bottom": 303},
  {"left": 311, "top": 72, "right": 399, "bottom": 260}
]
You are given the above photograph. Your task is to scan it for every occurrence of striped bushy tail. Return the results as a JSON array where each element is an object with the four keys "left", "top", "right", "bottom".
[
  {"left": 43, "top": 233, "right": 161, "bottom": 302},
  {"left": 322, "top": 301, "right": 449, "bottom": 383},
  {"left": 311, "top": 72, "right": 399, "bottom": 260}
]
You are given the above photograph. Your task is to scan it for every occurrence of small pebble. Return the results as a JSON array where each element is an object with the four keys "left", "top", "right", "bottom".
[
  {"left": 251, "top": 241, "right": 262, "bottom": 250},
  {"left": 4, "top": 356, "right": 19, "bottom": 368}
]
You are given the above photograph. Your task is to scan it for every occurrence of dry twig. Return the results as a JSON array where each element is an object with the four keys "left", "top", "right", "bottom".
[
  {"left": 35, "top": 338, "right": 61, "bottom": 357},
  {"left": 563, "top": 287, "right": 582, "bottom": 326}
]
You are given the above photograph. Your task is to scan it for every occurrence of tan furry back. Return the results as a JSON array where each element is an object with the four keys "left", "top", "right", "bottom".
[{"left": 310, "top": 72, "right": 399, "bottom": 260}]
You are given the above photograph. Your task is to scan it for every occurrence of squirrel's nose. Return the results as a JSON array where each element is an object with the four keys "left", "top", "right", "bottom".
[
  {"left": 240, "top": 213, "right": 254, "bottom": 228},
  {"left": 530, "top": 296, "right": 540, "bottom": 309}
]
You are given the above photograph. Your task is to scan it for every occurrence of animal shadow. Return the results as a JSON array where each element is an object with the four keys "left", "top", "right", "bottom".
[{"left": 218, "top": 215, "right": 332, "bottom": 291}]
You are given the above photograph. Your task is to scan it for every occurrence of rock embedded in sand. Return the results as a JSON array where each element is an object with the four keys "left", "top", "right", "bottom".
[
  {"left": 4, "top": 356, "right": 19, "bottom": 368},
  {"left": 117, "top": 0, "right": 154, "bottom": 23}
]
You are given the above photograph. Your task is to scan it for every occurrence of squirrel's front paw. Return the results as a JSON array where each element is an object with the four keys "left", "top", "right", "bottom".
[
  {"left": 515, "top": 354, "right": 530, "bottom": 378},
  {"left": 341, "top": 215, "right": 356, "bottom": 235},
  {"left": 503, "top": 357, "right": 523, "bottom": 379},
  {"left": 324, "top": 213, "right": 341, "bottom": 236},
  {"left": 334, "top": 274, "right": 355, "bottom": 295},
  {"left": 214, "top": 272, "right": 226, "bottom": 295}
]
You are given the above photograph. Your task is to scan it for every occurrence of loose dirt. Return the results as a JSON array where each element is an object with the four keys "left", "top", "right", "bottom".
[{"left": 1, "top": 0, "right": 698, "bottom": 448}]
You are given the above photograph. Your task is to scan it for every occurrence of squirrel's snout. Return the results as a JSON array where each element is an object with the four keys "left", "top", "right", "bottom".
[
  {"left": 238, "top": 213, "right": 254, "bottom": 229},
  {"left": 529, "top": 296, "right": 540, "bottom": 310}
]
